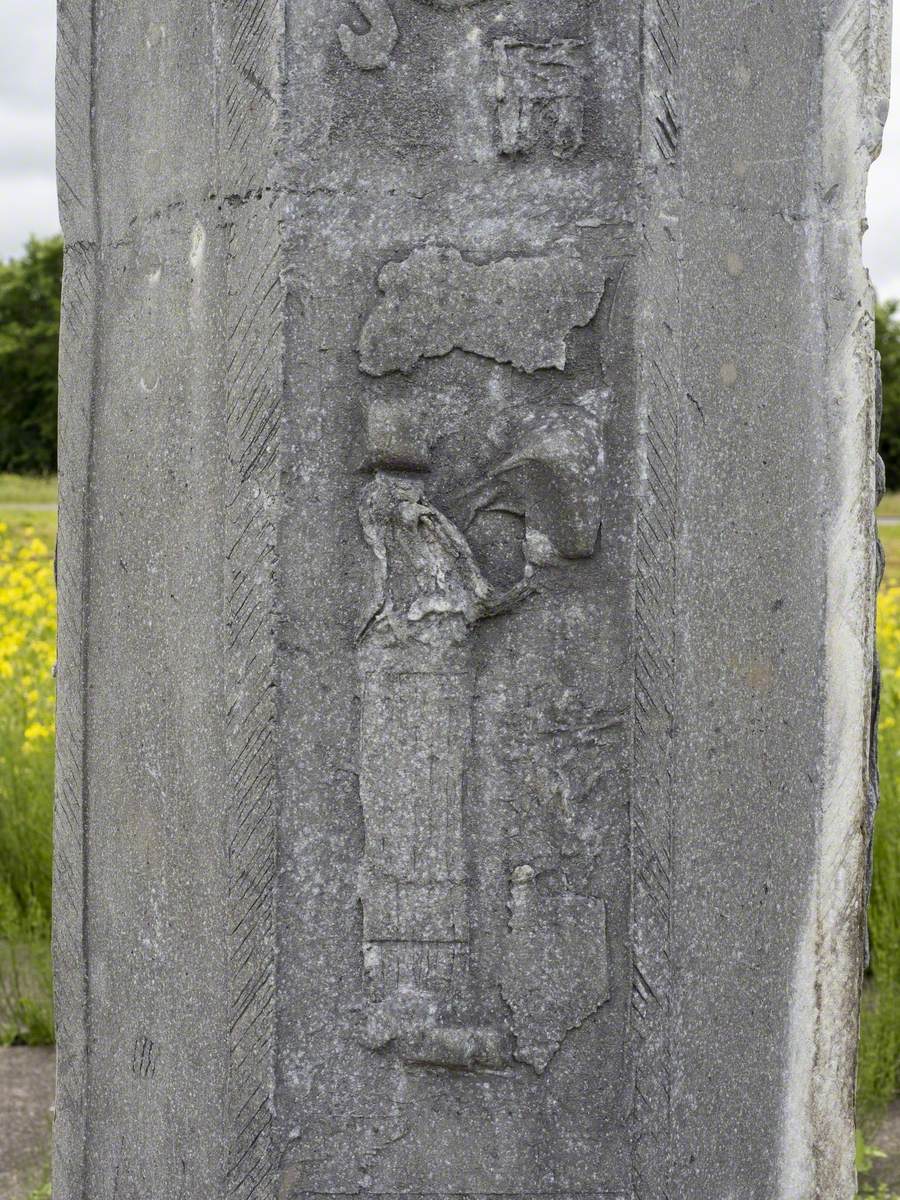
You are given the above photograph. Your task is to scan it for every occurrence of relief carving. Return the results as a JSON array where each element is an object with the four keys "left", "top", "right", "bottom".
[
  {"left": 502, "top": 866, "right": 609, "bottom": 1072},
  {"left": 494, "top": 39, "right": 587, "bottom": 160},
  {"left": 500, "top": 685, "right": 626, "bottom": 865},
  {"left": 455, "top": 393, "right": 609, "bottom": 566},
  {"left": 357, "top": 474, "right": 532, "bottom": 1069},
  {"left": 339, "top": 0, "right": 489, "bottom": 69},
  {"left": 339, "top": 0, "right": 398, "bottom": 70},
  {"left": 355, "top": 391, "right": 612, "bottom": 1069},
  {"left": 359, "top": 247, "right": 605, "bottom": 376}
]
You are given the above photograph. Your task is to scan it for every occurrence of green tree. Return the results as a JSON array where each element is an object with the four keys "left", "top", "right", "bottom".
[
  {"left": 878, "top": 299, "right": 900, "bottom": 492},
  {"left": 0, "top": 235, "right": 63, "bottom": 476}
]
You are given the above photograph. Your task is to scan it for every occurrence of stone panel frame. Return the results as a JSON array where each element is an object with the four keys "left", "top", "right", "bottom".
[{"left": 628, "top": 1, "right": 682, "bottom": 1196}]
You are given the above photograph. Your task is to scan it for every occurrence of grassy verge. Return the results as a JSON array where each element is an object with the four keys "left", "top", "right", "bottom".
[
  {"left": 0, "top": 476, "right": 56, "bottom": 507},
  {"left": 26, "top": 1179, "right": 51, "bottom": 1200},
  {"left": 0, "top": 511, "right": 56, "bottom": 1046},
  {"left": 856, "top": 582, "right": 900, "bottom": 1197},
  {"left": 882, "top": 523, "right": 900, "bottom": 586}
]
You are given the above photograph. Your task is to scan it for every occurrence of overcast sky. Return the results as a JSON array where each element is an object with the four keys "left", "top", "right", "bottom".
[{"left": 1, "top": 2, "right": 898, "bottom": 297}]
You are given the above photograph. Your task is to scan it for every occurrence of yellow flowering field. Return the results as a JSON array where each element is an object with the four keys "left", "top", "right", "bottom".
[
  {"left": 0, "top": 513, "right": 56, "bottom": 1044},
  {"left": 0, "top": 523, "right": 56, "bottom": 747},
  {"left": 857, "top": 582, "right": 900, "bottom": 1165}
]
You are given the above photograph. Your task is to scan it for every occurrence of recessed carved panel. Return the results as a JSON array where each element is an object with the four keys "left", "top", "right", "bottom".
[{"left": 281, "top": 4, "right": 647, "bottom": 1198}]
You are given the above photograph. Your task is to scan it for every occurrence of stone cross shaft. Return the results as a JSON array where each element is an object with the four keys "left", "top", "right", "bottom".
[{"left": 54, "top": 2, "right": 889, "bottom": 1198}]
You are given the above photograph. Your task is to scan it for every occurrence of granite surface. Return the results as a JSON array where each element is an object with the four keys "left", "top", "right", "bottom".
[{"left": 53, "top": 2, "right": 890, "bottom": 1198}]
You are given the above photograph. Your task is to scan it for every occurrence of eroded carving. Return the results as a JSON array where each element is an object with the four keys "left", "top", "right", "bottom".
[
  {"left": 456, "top": 393, "right": 609, "bottom": 566},
  {"left": 358, "top": 247, "right": 606, "bottom": 376},
  {"left": 355, "top": 381, "right": 613, "bottom": 1069},
  {"left": 338, "top": 0, "right": 491, "bottom": 68},
  {"left": 494, "top": 39, "right": 587, "bottom": 160},
  {"left": 339, "top": 0, "right": 399, "bottom": 70},
  {"left": 358, "top": 472, "right": 533, "bottom": 646},
  {"left": 357, "top": 473, "right": 532, "bottom": 1068},
  {"left": 502, "top": 866, "right": 609, "bottom": 1073},
  {"left": 501, "top": 685, "right": 626, "bottom": 865},
  {"left": 355, "top": 387, "right": 614, "bottom": 1070}
]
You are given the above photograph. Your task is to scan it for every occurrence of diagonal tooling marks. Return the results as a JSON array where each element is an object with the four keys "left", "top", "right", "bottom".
[
  {"left": 647, "top": 0, "right": 681, "bottom": 163},
  {"left": 53, "top": 2, "right": 99, "bottom": 1198},
  {"left": 54, "top": 237, "right": 97, "bottom": 1200},
  {"left": 222, "top": 0, "right": 284, "bottom": 195},
  {"left": 224, "top": 191, "right": 285, "bottom": 1200},
  {"left": 630, "top": 2, "right": 683, "bottom": 1185}
]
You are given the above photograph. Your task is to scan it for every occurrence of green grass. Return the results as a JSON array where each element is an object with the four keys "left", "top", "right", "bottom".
[
  {"left": 24, "top": 1168, "right": 52, "bottom": 1200},
  {"left": 0, "top": 509, "right": 56, "bottom": 547},
  {"left": 0, "top": 504, "right": 56, "bottom": 1046},
  {"left": 881, "top": 523, "right": 900, "bottom": 586},
  {"left": 858, "top": 714, "right": 900, "bottom": 1131},
  {"left": 0, "top": 474, "right": 56, "bottom": 507},
  {"left": 857, "top": 583, "right": 900, "bottom": 1196}
]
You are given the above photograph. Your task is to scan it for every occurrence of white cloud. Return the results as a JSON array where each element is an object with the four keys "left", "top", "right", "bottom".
[
  {"left": 0, "top": 0, "right": 57, "bottom": 259},
  {"left": 0, "top": 101, "right": 54, "bottom": 178},
  {"left": 865, "top": 15, "right": 900, "bottom": 301},
  {"left": 0, "top": 1, "right": 57, "bottom": 113}
]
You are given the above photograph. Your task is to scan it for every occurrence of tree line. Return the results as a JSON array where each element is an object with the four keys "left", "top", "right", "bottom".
[{"left": 2, "top": 234, "right": 900, "bottom": 487}]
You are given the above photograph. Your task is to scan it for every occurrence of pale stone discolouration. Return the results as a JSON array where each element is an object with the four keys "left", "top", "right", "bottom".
[
  {"left": 358, "top": 247, "right": 607, "bottom": 376},
  {"left": 779, "top": 3, "right": 892, "bottom": 1197}
]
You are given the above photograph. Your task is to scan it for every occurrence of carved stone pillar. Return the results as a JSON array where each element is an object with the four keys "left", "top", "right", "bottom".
[{"left": 54, "top": 2, "right": 889, "bottom": 1198}]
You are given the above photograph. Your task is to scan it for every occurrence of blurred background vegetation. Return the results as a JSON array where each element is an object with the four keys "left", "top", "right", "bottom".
[
  {"left": 0, "top": 237, "right": 61, "bottom": 477},
  {"left": 0, "top": 236, "right": 899, "bottom": 1197}
]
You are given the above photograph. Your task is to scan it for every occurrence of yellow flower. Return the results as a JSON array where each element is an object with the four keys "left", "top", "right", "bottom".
[{"left": 23, "top": 722, "right": 51, "bottom": 742}]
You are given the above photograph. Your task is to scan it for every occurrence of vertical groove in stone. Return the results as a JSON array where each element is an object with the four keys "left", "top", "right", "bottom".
[
  {"left": 53, "top": 2, "right": 98, "bottom": 1197},
  {"left": 220, "top": 4, "right": 285, "bottom": 1197},
  {"left": 630, "top": 1, "right": 682, "bottom": 1196}
]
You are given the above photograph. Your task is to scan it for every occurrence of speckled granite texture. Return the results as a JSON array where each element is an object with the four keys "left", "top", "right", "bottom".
[{"left": 53, "top": 2, "right": 890, "bottom": 1198}]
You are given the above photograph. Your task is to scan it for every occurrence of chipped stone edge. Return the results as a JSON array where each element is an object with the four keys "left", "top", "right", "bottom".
[{"left": 778, "top": 3, "right": 892, "bottom": 1197}]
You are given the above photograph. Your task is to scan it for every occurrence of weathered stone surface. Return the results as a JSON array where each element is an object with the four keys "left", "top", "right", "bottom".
[
  {"left": 54, "top": 2, "right": 889, "bottom": 1199},
  {"left": 358, "top": 247, "right": 606, "bottom": 376}
]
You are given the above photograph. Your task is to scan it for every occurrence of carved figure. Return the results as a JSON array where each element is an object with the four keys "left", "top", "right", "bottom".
[
  {"left": 357, "top": 474, "right": 532, "bottom": 1068},
  {"left": 494, "top": 39, "right": 587, "bottom": 160},
  {"left": 358, "top": 473, "right": 533, "bottom": 645},
  {"left": 355, "top": 391, "right": 610, "bottom": 1069}
]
